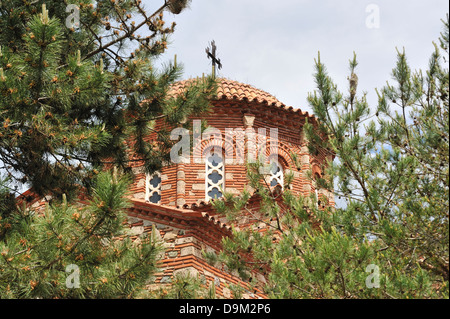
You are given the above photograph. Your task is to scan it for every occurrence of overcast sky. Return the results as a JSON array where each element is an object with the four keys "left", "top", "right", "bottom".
[{"left": 147, "top": 0, "right": 449, "bottom": 113}]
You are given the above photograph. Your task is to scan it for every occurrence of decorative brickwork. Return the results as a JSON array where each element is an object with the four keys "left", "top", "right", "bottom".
[
  {"left": 18, "top": 78, "right": 333, "bottom": 299},
  {"left": 130, "top": 78, "right": 334, "bottom": 207},
  {"left": 125, "top": 78, "right": 334, "bottom": 297}
]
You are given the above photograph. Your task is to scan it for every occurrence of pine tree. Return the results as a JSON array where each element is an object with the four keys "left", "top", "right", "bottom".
[
  {"left": 0, "top": 0, "right": 216, "bottom": 299},
  {"left": 212, "top": 15, "right": 449, "bottom": 299},
  {"left": 0, "top": 0, "right": 216, "bottom": 199},
  {"left": 0, "top": 169, "right": 164, "bottom": 298}
]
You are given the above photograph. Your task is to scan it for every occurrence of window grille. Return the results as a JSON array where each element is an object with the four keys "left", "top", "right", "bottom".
[
  {"left": 205, "top": 150, "right": 225, "bottom": 200},
  {"left": 146, "top": 172, "right": 162, "bottom": 204}
]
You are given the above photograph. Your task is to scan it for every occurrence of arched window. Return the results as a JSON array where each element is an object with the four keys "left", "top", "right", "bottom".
[
  {"left": 314, "top": 173, "right": 320, "bottom": 207},
  {"left": 312, "top": 164, "right": 322, "bottom": 207},
  {"left": 205, "top": 149, "right": 225, "bottom": 201},
  {"left": 268, "top": 159, "right": 284, "bottom": 191},
  {"left": 146, "top": 172, "right": 162, "bottom": 204}
]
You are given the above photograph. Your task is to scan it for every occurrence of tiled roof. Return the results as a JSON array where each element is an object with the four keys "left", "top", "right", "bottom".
[
  {"left": 130, "top": 198, "right": 232, "bottom": 232},
  {"left": 169, "top": 78, "right": 315, "bottom": 119},
  {"left": 219, "top": 78, "right": 284, "bottom": 106}
]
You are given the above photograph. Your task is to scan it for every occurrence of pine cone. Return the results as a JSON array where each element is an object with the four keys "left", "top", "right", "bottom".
[
  {"left": 167, "top": 0, "right": 191, "bottom": 14},
  {"left": 348, "top": 72, "right": 358, "bottom": 103}
]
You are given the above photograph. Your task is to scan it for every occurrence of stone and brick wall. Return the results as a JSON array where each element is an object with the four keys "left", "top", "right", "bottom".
[
  {"left": 127, "top": 199, "right": 267, "bottom": 299},
  {"left": 18, "top": 78, "right": 334, "bottom": 299},
  {"left": 128, "top": 89, "right": 334, "bottom": 208}
]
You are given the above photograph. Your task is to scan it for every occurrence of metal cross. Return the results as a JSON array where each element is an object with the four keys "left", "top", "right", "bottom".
[{"left": 206, "top": 40, "right": 222, "bottom": 78}]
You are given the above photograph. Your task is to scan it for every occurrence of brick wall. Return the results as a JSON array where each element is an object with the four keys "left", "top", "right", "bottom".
[
  {"left": 128, "top": 98, "right": 334, "bottom": 208},
  {"left": 127, "top": 200, "right": 267, "bottom": 299},
  {"left": 17, "top": 79, "right": 334, "bottom": 299}
]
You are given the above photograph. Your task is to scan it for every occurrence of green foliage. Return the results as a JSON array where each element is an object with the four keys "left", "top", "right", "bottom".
[
  {"left": 213, "top": 164, "right": 379, "bottom": 298},
  {"left": 144, "top": 272, "right": 216, "bottom": 299},
  {"left": 214, "top": 15, "right": 449, "bottom": 299},
  {"left": 0, "top": 175, "right": 15, "bottom": 221},
  {"left": 305, "top": 14, "right": 449, "bottom": 298},
  {"left": 0, "top": 170, "right": 163, "bottom": 298},
  {"left": 0, "top": 0, "right": 217, "bottom": 199},
  {"left": 0, "top": 0, "right": 217, "bottom": 299}
]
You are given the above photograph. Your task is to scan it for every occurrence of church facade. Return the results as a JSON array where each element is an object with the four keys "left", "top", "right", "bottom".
[
  {"left": 124, "top": 78, "right": 334, "bottom": 298},
  {"left": 20, "top": 78, "right": 333, "bottom": 299}
]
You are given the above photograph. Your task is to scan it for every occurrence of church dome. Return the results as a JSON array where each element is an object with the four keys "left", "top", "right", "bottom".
[
  {"left": 168, "top": 77, "right": 314, "bottom": 118},
  {"left": 169, "top": 77, "right": 284, "bottom": 106}
]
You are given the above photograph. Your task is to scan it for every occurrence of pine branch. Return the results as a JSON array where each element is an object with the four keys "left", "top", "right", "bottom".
[{"left": 84, "top": 3, "right": 167, "bottom": 61}]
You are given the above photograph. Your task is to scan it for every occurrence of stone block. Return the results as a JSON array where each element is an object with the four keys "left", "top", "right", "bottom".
[
  {"left": 192, "top": 183, "right": 205, "bottom": 191},
  {"left": 243, "top": 114, "right": 255, "bottom": 128},
  {"left": 164, "top": 231, "right": 178, "bottom": 241},
  {"left": 173, "top": 267, "right": 198, "bottom": 278},
  {"left": 143, "top": 219, "right": 153, "bottom": 227},
  {"left": 160, "top": 276, "right": 172, "bottom": 283},
  {"left": 177, "top": 180, "right": 186, "bottom": 193},
  {"left": 194, "top": 171, "right": 204, "bottom": 179},
  {"left": 175, "top": 236, "right": 193, "bottom": 245},
  {"left": 177, "top": 171, "right": 185, "bottom": 179},
  {"left": 222, "top": 287, "right": 231, "bottom": 298},
  {"left": 128, "top": 217, "right": 141, "bottom": 224},
  {"left": 128, "top": 226, "right": 144, "bottom": 236},
  {"left": 161, "top": 184, "right": 172, "bottom": 191},
  {"left": 133, "top": 192, "right": 145, "bottom": 200},
  {"left": 136, "top": 178, "right": 145, "bottom": 188},
  {"left": 301, "top": 154, "right": 310, "bottom": 165},
  {"left": 225, "top": 187, "right": 240, "bottom": 195},
  {"left": 176, "top": 198, "right": 185, "bottom": 207},
  {"left": 180, "top": 246, "right": 195, "bottom": 257},
  {"left": 167, "top": 251, "right": 178, "bottom": 258}
]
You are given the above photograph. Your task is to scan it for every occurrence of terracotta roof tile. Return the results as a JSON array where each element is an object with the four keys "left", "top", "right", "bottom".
[
  {"left": 130, "top": 198, "right": 232, "bottom": 232},
  {"left": 168, "top": 78, "right": 315, "bottom": 119}
]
